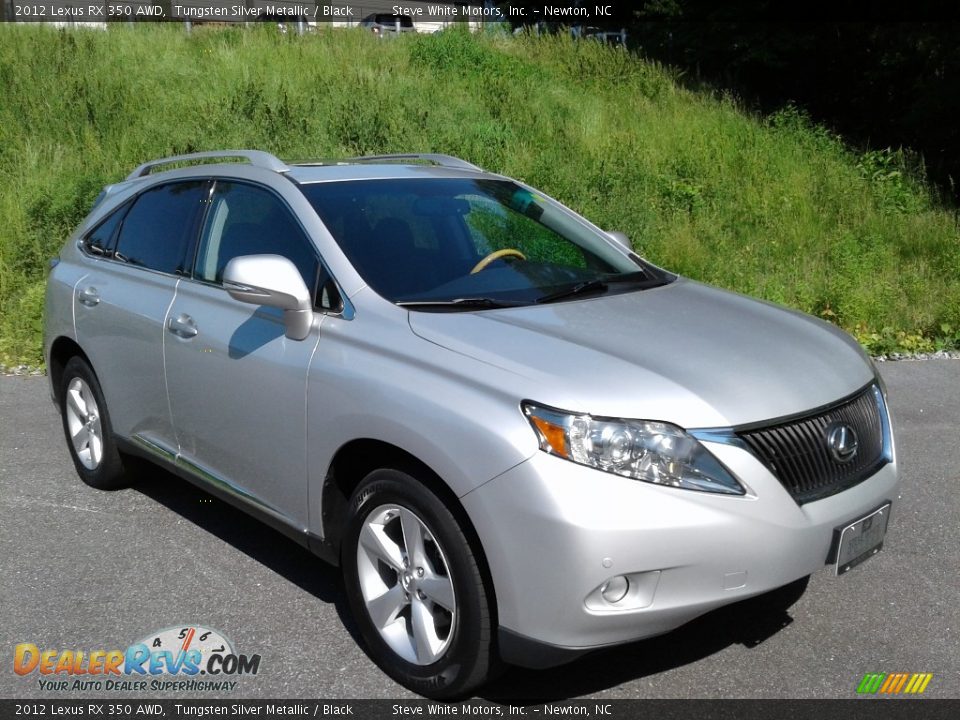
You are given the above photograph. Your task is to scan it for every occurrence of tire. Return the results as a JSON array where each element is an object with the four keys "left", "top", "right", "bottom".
[
  {"left": 59, "top": 356, "right": 128, "bottom": 490},
  {"left": 342, "top": 468, "right": 495, "bottom": 699}
]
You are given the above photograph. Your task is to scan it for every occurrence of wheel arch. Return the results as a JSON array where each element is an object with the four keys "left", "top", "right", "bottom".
[
  {"left": 321, "top": 438, "right": 499, "bottom": 628},
  {"left": 48, "top": 336, "right": 93, "bottom": 408}
]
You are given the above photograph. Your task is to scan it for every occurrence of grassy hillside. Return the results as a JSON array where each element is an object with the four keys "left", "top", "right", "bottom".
[{"left": 1, "top": 24, "right": 958, "bottom": 366}]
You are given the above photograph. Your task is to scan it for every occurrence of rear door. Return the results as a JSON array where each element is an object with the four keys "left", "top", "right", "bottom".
[
  {"left": 163, "top": 179, "right": 322, "bottom": 530},
  {"left": 74, "top": 180, "right": 209, "bottom": 453}
]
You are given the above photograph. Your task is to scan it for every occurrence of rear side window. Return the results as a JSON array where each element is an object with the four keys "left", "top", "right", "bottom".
[
  {"left": 376, "top": 14, "right": 413, "bottom": 26},
  {"left": 82, "top": 201, "right": 129, "bottom": 257},
  {"left": 114, "top": 181, "right": 208, "bottom": 275}
]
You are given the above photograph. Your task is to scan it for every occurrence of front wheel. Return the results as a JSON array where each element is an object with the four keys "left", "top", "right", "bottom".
[{"left": 342, "top": 469, "right": 495, "bottom": 698}]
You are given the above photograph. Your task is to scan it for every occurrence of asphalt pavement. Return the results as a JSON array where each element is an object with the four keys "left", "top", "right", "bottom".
[{"left": 1, "top": 360, "right": 957, "bottom": 700}]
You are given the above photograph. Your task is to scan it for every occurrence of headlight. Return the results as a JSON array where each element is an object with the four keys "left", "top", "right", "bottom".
[{"left": 522, "top": 402, "right": 745, "bottom": 495}]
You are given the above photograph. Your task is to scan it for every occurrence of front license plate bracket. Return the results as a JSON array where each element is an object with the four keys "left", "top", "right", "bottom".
[{"left": 829, "top": 502, "right": 892, "bottom": 576}]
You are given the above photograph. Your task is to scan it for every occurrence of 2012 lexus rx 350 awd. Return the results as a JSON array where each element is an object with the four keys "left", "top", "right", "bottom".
[{"left": 45, "top": 151, "right": 898, "bottom": 698}]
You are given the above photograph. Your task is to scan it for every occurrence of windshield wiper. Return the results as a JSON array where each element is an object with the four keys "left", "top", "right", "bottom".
[
  {"left": 397, "top": 297, "right": 524, "bottom": 311},
  {"left": 534, "top": 279, "right": 608, "bottom": 304},
  {"left": 535, "top": 272, "right": 663, "bottom": 305}
]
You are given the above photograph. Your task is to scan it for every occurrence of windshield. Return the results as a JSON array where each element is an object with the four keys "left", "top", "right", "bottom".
[{"left": 301, "top": 178, "right": 671, "bottom": 308}]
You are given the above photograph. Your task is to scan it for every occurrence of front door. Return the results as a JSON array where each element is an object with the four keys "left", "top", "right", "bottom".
[{"left": 163, "top": 180, "right": 322, "bottom": 530}]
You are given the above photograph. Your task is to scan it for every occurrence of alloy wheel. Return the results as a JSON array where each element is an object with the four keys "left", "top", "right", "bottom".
[
  {"left": 64, "top": 377, "right": 103, "bottom": 470},
  {"left": 355, "top": 504, "right": 457, "bottom": 665}
]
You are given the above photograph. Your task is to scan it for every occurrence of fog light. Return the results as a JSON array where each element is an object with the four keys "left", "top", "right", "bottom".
[{"left": 600, "top": 575, "right": 629, "bottom": 604}]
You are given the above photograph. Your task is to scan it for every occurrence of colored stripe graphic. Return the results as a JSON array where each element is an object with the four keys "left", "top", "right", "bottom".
[
  {"left": 914, "top": 674, "right": 933, "bottom": 694},
  {"left": 857, "top": 672, "right": 933, "bottom": 695},
  {"left": 857, "top": 673, "right": 886, "bottom": 694},
  {"left": 880, "top": 673, "right": 907, "bottom": 695}
]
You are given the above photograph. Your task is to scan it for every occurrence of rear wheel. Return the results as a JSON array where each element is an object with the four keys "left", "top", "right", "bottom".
[
  {"left": 342, "top": 468, "right": 495, "bottom": 698},
  {"left": 59, "top": 356, "right": 128, "bottom": 490}
]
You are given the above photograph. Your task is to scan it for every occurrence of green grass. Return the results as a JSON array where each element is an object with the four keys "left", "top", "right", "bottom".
[{"left": 1, "top": 24, "right": 958, "bottom": 365}]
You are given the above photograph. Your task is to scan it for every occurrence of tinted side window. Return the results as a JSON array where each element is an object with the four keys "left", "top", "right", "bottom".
[
  {"left": 115, "top": 181, "right": 207, "bottom": 274},
  {"left": 82, "top": 201, "right": 129, "bottom": 257},
  {"left": 195, "top": 181, "right": 318, "bottom": 289},
  {"left": 376, "top": 13, "right": 413, "bottom": 27}
]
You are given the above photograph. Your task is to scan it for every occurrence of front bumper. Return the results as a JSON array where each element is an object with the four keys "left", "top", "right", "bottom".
[{"left": 461, "top": 441, "right": 899, "bottom": 668}]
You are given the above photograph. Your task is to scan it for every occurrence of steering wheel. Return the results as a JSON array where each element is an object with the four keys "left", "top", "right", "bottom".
[{"left": 470, "top": 248, "right": 527, "bottom": 275}]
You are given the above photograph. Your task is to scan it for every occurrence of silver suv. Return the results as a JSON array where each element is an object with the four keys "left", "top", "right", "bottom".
[{"left": 45, "top": 151, "right": 898, "bottom": 698}]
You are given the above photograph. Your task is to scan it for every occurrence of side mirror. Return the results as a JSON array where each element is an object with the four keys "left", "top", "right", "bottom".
[
  {"left": 223, "top": 254, "right": 313, "bottom": 341},
  {"left": 606, "top": 231, "right": 632, "bottom": 253}
]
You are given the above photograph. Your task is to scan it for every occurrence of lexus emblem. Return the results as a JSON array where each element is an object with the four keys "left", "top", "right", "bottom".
[{"left": 826, "top": 422, "right": 859, "bottom": 463}]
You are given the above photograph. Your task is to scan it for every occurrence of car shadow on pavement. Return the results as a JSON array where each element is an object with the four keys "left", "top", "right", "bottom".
[
  {"left": 481, "top": 578, "right": 808, "bottom": 702},
  {"left": 131, "top": 463, "right": 364, "bottom": 646}
]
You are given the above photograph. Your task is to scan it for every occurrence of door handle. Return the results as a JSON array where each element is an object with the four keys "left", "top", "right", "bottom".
[
  {"left": 77, "top": 286, "right": 100, "bottom": 307},
  {"left": 167, "top": 313, "right": 198, "bottom": 339}
]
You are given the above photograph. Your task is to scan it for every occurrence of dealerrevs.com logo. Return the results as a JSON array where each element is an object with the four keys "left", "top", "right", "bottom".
[{"left": 13, "top": 626, "right": 261, "bottom": 692}]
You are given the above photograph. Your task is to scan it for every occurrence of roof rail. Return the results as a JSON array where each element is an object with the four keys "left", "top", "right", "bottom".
[
  {"left": 345, "top": 154, "right": 483, "bottom": 172},
  {"left": 125, "top": 150, "right": 290, "bottom": 181}
]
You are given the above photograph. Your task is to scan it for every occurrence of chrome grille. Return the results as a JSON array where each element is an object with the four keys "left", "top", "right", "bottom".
[{"left": 738, "top": 385, "right": 888, "bottom": 504}]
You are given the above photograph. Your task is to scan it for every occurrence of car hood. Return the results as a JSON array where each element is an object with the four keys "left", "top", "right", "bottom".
[{"left": 407, "top": 279, "right": 874, "bottom": 428}]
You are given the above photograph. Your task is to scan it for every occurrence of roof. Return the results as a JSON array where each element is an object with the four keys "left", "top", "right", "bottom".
[{"left": 124, "top": 150, "right": 493, "bottom": 185}]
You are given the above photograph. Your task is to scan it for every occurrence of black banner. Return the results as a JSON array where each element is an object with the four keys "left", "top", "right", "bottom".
[
  {"left": 2, "top": 700, "right": 960, "bottom": 720},
  {"left": 2, "top": 1, "right": 957, "bottom": 24},
  {"left": 1, "top": 2, "right": 623, "bottom": 24}
]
